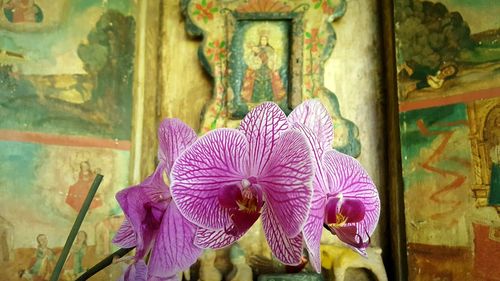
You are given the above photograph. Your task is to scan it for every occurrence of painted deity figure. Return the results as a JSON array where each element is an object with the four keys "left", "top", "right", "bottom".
[
  {"left": 2, "top": 0, "right": 38, "bottom": 23},
  {"left": 241, "top": 34, "right": 285, "bottom": 103},
  {"left": 65, "top": 161, "right": 102, "bottom": 212}
]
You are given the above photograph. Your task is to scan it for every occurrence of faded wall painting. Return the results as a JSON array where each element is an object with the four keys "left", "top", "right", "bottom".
[
  {"left": 0, "top": 0, "right": 137, "bottom": 280},
  {"left": 0, "top": 0, "right": 135, "bottom": 140},
  {"left": 394, "top": 0, "right": 500, "bottom": 280},
  {"left": 183, "top": 0, "right": 361, "bottom": 157}
]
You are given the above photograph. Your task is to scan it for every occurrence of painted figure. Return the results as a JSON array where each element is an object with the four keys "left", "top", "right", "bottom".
[
  {"left": 401, "top": 62, "right": 458, "bottom": 94},
  {"left": 65, "top": 161, "right": 102, "bottom": 212},
  {"left": 95, "top": 209, "right": 123, "bottom": 256},
  {"left": 2, "top": 0, "right": 41, "bottom": 23},
  {"left": 0, "top": 215, "right": 13, "bottom": 263},
  {"left": 22, "top": 234, "right": 55, "bottom": 281},
  {"left": 241, "top": 34, "right": 285, "bottom": 103},
  {"left": 64, "top": 230, "right": 87, "bottom": 279}
]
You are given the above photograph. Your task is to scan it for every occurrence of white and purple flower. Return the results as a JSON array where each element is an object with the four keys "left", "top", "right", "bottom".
[
  {"left": 113, "top": 119, "right": 202, "bottom": 280},
  {"left": 110, "top": 99, "right": 380, "bottom": 278},
  {"left": 170, "top": 102, "right": 314, "bottom": 265},
  {"left": 288, "top": 99, "right": 380, "bottom": 272}
]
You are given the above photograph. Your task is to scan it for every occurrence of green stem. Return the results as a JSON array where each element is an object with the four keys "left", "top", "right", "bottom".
[
  {"left": 50, "top": 174, "right": 104, "bottom": 281},
  {"left": 75, "top": 247, "right": 134, "bottom": 281},
  {"left": 74, "top": 225, "right": 333, "bottom": 280}
]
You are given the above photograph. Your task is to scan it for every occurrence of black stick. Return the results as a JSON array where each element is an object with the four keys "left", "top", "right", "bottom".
[{"left": 75, "top": 247, "right": 134, "bottom": 281}]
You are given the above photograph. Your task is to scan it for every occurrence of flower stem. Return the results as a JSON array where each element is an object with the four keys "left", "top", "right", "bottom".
[
  {"left": 50, "top": 174, "right": 104, "bottom": 281},
  {"left": 75, "top": 247, "right": 134, "bottom": 280}
]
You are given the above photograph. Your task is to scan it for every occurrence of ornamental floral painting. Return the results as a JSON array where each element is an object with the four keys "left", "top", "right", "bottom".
[
  {"left": 0, "top": 0, "right": 137, "bottom": 280},
  {"left": 394, "top": 0, "right": 500, "bottom": 280},
  {"left": 183, "top": 0, "right": 362, "bottom": 158}
]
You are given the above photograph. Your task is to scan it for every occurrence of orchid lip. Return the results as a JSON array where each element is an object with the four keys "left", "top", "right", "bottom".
[
  {"left": 143, "top": 202, "right": 164, "bottom": 230},
  {"left": 323, "top": 196, "right": 371, "bottom": 249},
  {"left": 218, "top": 179, "right": 264, "bottom": 236},
  {"left": 324, "top": 196, "right": 365, "bottom": 226}
]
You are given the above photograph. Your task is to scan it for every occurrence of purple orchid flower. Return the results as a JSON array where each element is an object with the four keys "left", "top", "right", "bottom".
[
  {"left": 113, "top": 119, "right": 202, "bottom": 280},
  {"left": 171, "top": 102, "right": 314, "bottom": 265},
  {"left": 288, "top": 100, "right": 380, "bottom": 272}
]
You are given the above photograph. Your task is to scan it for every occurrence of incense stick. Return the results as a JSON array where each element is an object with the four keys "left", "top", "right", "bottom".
[
  {"left": 50, "top": 174, "right": 104, "bottom": 281},
  {"left": 75, "top": 247, "right": 134, "bottom": 280}
]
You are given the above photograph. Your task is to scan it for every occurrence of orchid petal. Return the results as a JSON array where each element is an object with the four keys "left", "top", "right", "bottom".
[
  {"left": 142, "top": 162, "right": 169, "bottom": 192},
  {"left": 119, "top": 260, "right": 148, "bottom": 281},
  {"left": 158, "top": 118, "right": 197, "bottom": 175},
  {"left": 302, "top": 192, "right": 326, "bottom": 273},
  {"left": 290, "top": 124, "right": 328, "bottom": 272},
  {"left": 149, "top": 203, "right": 202, "bottom": 277},
  {"left": 171, "top": 129, "right": 248, "bottom": 230},
  {"left": 260, "top": 129, "right": 313, "bottom": 237},
  {"left": 261, "top": 205, "right": 304, "bottom": 265},
  {"left": 292, "top": 123, "right": 329, "bottom": 195},
  {"left": 226, "top": 209, "right": 260, "bottom": 237},
  {"left": 323, "top": 150, "right": 380, "bottom": 247},
  {"left": 239, "top": 102, "right": 288, "bottom": 175},
  {"left": 112, "top": 219, "right": 137, "bottom": 248},
  {"left": 334, "top": 225, "right": 368, "bottom": 256},
  {"left": 194, "top": 227, "right": 243, "bottom": 249},
  {"left": 288, "top": 99, "right": 334, "bottom": 151},
  {"left": 116, "top": 185, "right": 162, "bottom": 259}
]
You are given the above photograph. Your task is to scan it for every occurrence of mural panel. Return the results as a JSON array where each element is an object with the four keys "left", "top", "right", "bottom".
[
  {"left": 0, "top": 0, "right": 137, "bottom": 279},
  {"left": 394, "top": 0, "right": 500, "bottom": 280}
]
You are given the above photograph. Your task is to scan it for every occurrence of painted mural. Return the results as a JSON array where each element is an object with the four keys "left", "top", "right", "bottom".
[
  {"left": 0, "top": 0, "right": 135, "bottom": 140},
  {"left": 0, "top": 0, "right": 136, "bottom": 280},
  {"left": 394, "top": 0, "right": 500, "bottom": 280}
]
